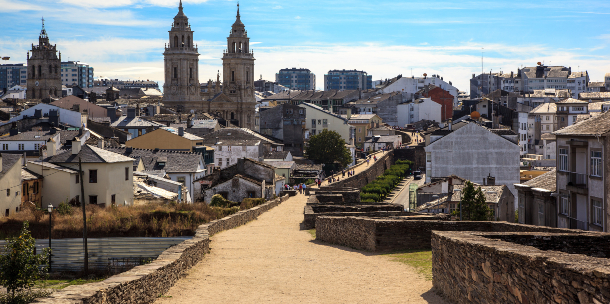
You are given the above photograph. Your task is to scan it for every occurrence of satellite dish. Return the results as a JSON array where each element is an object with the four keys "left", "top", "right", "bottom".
[{"left": 471, "top": 111, "right": 481, "bottom": 119}]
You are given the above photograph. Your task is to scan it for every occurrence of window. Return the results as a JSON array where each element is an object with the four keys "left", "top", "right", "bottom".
[
  {"left": 358, "top": 128, "right": 361, "bottom": 133},
  {"left": 18, "top": 144, "right": 24, "bottom": 150},
  {"left": 2, "top": 144, "right": 7, "bottom": 150},
  {"left": 559, "top": 149, "right": 568, "bottom": 171},
  {"left": 518, "top": 197, "right": 525, "bottom": 224},
  {"left": 33, "top": 182, "right": 38, "bottom": 194},
  {"left": 76, "top": 174, "right": 80, "bottom": 184},
  {"left": 177, "top": 177, "right": 186, "bottom": 185},
  {"left": 358, "top": 137, "right": 362, "bottom": 142},
  {"left": 173, "top": 67, "right": 177, "bottom": 79},
  {"left": 125, "top": 167, "right": 129, "bottom": 181},
  {"left": 311, "top": 119, "right": 316, "bottom": 127},
  {"left": 5, "top": 209, "right": 8, "bottom": 217},
  {"left": 89, "top": 195, "right": 97, "bottom": 204},
  {"left": 546, "top": 116, "right": 549, "bottom": 121},
  {"left": 538, "top": 203, "right": 545, "bottom": 226},
  {"left": 89, "top": 170, "right": 97, "bottom": 183},
  {"left": 318, "top": 120, "right": 321, "bottom": 125},
  {"left": 231, "top": 71, "right": 235, "bottom": 82},
  {"left": 189, "top": 68, "right": 193, "bottom": 79},
  {"left": 591, "top": 151, "right": 602, "bottom": 177},
  {"left": 6, "top": 189, "right": 9, "bottom": 196},
  {"left": 546, "top": 125, "right": 549, "bottom": 130},
  {"left": 226, "top": 158, "right": 230, "bottom": 165},
  {"left": 572, "top": 116, "right": 577, "bottom": 123},
  {"left": 111, "top": 194, "right": 116, "bottom": 205},
  {"left": 560, "top": 196, "right": 569, "bottom": 215},
  {"left": 449, "top": 203, "right": 457, "bottom": 213},
  {"left": 218, "top": 158, "right": 223, "bottom": 167},
  {"left": 592, "top": 199, "right": 603, "bottom": 226}
]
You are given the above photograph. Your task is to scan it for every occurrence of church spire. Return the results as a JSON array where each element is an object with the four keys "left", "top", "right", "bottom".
[
  {"left": 179, "top": 0, "right": 183, "bottom": 13},
  {"left": 40, "top": 17, "right": 48, "bottom": 39},
  {"left": 232, "top": 3, "right": 244, "bottom": 28}
]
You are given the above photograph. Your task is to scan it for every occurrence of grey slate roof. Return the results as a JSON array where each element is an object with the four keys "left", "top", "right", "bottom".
[
  {"left": 556, "top": 98, "right": 588, "bottom": 104},
  {"left": 111, "top": 116, "right": 165, "bottom": 128},
  {"left": 47, "top": 145, "right": 134, "bottom": 164},
  {"left": 553, "top": 110, "right": 610, "bottom": 136},
  {"left": 21, "top": 168, "right": 42, "bottom": 180},
  {"left": 27, "top": 161, "right": 79, "bottom": 174},
  {"left": 0, "top": 153, "right": 21, "bottom": 180},
  {"left": 263, "top": 161, "right": 295, "bottom": 169},
  {"left": 490, "top": 129, "right": 517, "bottom": 136},
  {"left": 264, "top": 150, "right": 290, "bottom": 160},
  {"left": 578, "top": 92, "right": 610, "bottom": 99},
  {"left": 104, "top": 147, "right": 203, "bottom": 173},
  {"left": 523, "top": 169, "right": 556, "bottom": 192},
  {"left": 201, "top": 128, "right": 278, "bottom": 146},
  {"left": 190, "top": 120, "right": 219, "bottom": 129},
  {"left": 0, "top": 130, "right": 79, "bottom": 145},
  {"left": 160, "top": 127, "right": 202, "bottom": 140}
]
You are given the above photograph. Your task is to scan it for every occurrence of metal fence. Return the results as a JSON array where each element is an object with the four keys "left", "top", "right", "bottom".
[{"left": 0, "top": 237, "right": 191, "bottom": 273}]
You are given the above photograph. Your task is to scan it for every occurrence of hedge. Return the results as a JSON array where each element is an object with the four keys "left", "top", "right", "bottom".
[{"left": 359, "top": 160, "right": 412, "bottom": 202}]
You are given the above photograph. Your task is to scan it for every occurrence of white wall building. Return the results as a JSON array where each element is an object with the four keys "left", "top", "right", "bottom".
[
  {"left": 425, "top": 122, "right": 520, "bottom": 205},
  {"left": 380, "top": 75, "right": 459, "bottom": 105},
  {"left": 8, "top": 103, "right": 83, "bottom": 128},
  {"left": 516, "top": 112, "right": 529, "bottom": 156},
  {"left": 396, "top": 97, "right": 442, "bottom": 127},
  {"left": 1, "top": 85, "right": 26, "bottom": 100}
]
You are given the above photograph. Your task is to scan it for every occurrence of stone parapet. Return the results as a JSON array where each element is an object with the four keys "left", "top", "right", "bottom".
[
  {"left": 315, "top": 216, "right": 593, "bottom": 252},
  {"left": 34, "top": 195, "right": 289, "bottom": 304},
  {"left": 432, "top": 231, "right": 610, "bottom": 304}
]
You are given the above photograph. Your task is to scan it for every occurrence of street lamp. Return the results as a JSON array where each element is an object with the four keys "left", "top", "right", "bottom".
[{"left": 47, "top": 204, "right": 53, "bottom": 273}]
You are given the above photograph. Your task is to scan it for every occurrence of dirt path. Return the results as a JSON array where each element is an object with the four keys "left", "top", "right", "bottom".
[{"left": 156, "top": 192, "right": 446, "bottom": 304}]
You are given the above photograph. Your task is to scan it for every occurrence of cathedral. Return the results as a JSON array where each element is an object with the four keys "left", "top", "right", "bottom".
[
  {"left": 27, "top": 19, "right": 62, "bottom": 101},
  {"left": 163, "top": 2, "right": 256, "bottom": 129}
]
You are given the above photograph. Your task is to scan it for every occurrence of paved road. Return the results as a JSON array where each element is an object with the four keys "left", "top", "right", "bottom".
[
  {"left": 156, "top": 192, "right": 446, "bottom": 304},
  {"left": 390, "top": 174, "right": 426, "bottom": 211}
]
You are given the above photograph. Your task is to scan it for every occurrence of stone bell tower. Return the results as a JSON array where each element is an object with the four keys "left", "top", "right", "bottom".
[
  {"left": 222, "top": 3, "right": 256, "bottom": 103},
  {"left": 27, "top": 18, "right": 61, "bottom": 101},
  {"left": 163, "top": 0, "right": 201, "bottom": 106}
]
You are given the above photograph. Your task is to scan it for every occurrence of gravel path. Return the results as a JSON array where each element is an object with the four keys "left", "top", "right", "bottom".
[{"left": 156, "top": 192, "right": 447, "bottom": 304}]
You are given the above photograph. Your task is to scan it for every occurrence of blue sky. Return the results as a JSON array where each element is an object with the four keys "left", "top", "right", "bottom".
[{"left": 1, "top": 0, "right": 610, "bottom": 92}]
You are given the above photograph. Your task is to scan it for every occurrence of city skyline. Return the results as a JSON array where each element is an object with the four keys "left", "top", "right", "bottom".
[{"left": 1, "top": 0, "right": 610, "bottom": 92}]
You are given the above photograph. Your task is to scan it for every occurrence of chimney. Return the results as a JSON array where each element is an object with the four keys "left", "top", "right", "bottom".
[
  {"left": 448, "top": 119, "right": 452, "bottom": 131},
  {"left": 98, "top": 139, "right": 105, "bottom": 149},
  {"left": 126, "top": 147, "right": 133, "bottom": 154},
  {"left": 178, "top": 127, "right": 184, "bottom": 137},
  {"left": 49, "top": 128, "right": 56, "bottom": 135},
  {"left": 72, "top": 138, "right": 81, "bottom": 155},
  {"left": 127, "top": 108, "right": 136, "bottom": 118},
  {"left": 47, "top": 138, "right": 56, "bottom": 157},
  {"left": 487, "top": 173, "right": 495, "bottom": 186}
]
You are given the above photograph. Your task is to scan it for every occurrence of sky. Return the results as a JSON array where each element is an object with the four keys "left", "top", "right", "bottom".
[{"left": 1, "top": 0, "right": 610, "bottom": 93}]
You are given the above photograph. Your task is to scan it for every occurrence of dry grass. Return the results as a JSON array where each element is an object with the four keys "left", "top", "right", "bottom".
[{"left": 0, "top": 202, "right": 247, "bottom": 239}]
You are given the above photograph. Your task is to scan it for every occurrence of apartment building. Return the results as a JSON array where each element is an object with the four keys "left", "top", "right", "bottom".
[
  {"left": 324, "top": 69, "right": 372, "bottom": 91},
  {"left": 61, "top": 61, "right": 94, "bottom": 88},
  {"left": 0, "top": 64, "right": 27, "bottom": 92},
  {"left": 275, "top": 68, "right": 316, "bottom": 91},
  {"left": 553, "top": 111, "right": 610, "bottom": 232}
]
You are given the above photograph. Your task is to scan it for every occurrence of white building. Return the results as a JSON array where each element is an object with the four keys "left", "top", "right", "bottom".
[
  {"left": 425, "top": 122, "right": 520, "bottom": 203},
  {"left": 396, "top": 97, "right": 442, "bottom": 127},
  {"left": 7, "top": 103, "right": 83, "bottom": 128},
  {"left": 516, "top": 112, "right": 529, "bottom": 156},
  {"left": 1, "top": 85, "right": 26, "bottom": 100},
  {"left": 380, "top": 75, "right": 459, "bottom": 105}
]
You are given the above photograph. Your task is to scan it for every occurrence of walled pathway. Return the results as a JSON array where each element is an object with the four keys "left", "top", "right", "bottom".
[
  {"left": 156, "top": 192, "right": 447, "bottom": 304},
  {"left": 324, "top": 150, "right": 389, "bottom": 186}
]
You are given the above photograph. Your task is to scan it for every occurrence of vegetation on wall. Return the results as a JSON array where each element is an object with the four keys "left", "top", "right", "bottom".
[{"left": 360, "top": 160, "right": 412, "bottom": 202}]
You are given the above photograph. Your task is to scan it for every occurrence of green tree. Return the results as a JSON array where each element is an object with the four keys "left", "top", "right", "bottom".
[
  {"left": 305, "top": 129, "right": 352, "bottom": 167},
  {"left": 457, "top": 181, "right": 493, "bottom": 221},
  {"left": 0, "top": 222, "right": 50, "bottom": 301}
]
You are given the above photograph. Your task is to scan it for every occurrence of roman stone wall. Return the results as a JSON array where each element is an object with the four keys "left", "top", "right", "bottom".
[
  {"left": 394, "top": 146, "right": 425, "bottom": 171},
  {"left": 315, "top": 216, "right": 593, "bottom": 252},
  {"left": 323, "top": 151, "right": 394, "bottom": 190},
  {"left": 432, "top": 231, "right": 610, "bottom": 304},
  {"left": 34, "top": 195, "right": 289, "bottom": 304}
]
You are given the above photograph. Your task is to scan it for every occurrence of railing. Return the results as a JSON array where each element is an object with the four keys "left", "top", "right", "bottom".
[
  {"left": 567, "top": 217, "right": 588, "bottom": 231},
  {"left": 568, "top": 172, "right": 587, "bottom": 188}
]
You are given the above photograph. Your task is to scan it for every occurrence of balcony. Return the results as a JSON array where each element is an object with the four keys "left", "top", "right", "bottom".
[{"left": 566, "top": 172, "right": 588, "bottom": 195}]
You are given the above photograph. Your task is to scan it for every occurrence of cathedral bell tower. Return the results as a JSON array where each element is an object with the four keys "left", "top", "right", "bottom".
[
  {"left": 222, "top": 4, "right": 256, "bottom": 102},
  {"left": 163, "top": 0, "right": 201, "bottom": 105},
  {"left": 27, "top": 18, "right": 61, "bottom": 101}
]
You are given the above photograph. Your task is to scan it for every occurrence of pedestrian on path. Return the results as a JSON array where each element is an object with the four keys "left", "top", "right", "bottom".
[
  {"left": 303, "top": 183, "right": 306, "bottom": 194},
  {"left": 373, "top": 155, "right": 377, "bottom": 162},
  {"left": 298, "top": 184, "right": 302, "bottom": 194},
  {"left": 317, "top": 179, "right": 321, "bottom": 187}
]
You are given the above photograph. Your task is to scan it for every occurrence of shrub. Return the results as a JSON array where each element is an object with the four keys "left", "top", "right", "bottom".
[
  {"left": 360, "top": 193, "right": 381, "bottom": 202},
  {"left": 210, "top": 194, "right": 227, "bottom": 207},
  {"left": 241, "top": 198, "right": 266, "bottom": 210},
  {"left": 56, "top": 202, "right": 73, "bottom": 216},
  {"left": 360, "top": 199, "right": 376, "bottom": 203}
]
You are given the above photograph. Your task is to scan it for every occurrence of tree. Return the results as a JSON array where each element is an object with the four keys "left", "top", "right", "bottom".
[
  {"left": 305, "top": 129, "right": 352, "bottom": 168},
  {"left": 456, "top": 181, "right": 493, "bottom": 221},
  {"left": 0, "top": 222, "right": 50, "bottom": 301}
]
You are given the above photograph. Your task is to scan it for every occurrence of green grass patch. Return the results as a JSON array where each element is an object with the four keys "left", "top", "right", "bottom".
[
  {"left": 308, "top": 229, "right": 316, "bottom": 239},
  {"left": 385, "top": 250, "right": 432, "bottom": 280},
  {"left": 35, "top": 277, "right": 106, "bottom": 290}
]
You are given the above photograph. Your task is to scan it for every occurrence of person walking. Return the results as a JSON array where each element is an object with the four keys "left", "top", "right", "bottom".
[
  {"left": 317, "top": 179, "right": 321, "bottom": 187},
  {"left": 366, "top": 158, "right": 370, "bottom": 166},
  {"left": 303, "top": 183, "right": 307, "bottom": 194}
]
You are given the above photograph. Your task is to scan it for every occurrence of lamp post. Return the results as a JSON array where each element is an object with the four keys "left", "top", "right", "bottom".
[{"left": 47, "top": 204, "right": 53, "bottom": 273}]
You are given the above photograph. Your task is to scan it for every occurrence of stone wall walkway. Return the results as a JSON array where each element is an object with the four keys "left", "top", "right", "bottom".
[{"left": 156, "top": 192, "right": 447, "bottom": 304}]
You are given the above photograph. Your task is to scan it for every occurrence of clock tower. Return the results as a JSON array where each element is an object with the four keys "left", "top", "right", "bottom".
[{"left": 27, "top": 18, "right": 61, "bottom": 101}]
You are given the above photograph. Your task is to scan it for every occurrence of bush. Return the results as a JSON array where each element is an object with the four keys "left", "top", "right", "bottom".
[
  {"left": 360, "top": 193, "right": 381, "bottom": 202},
  {"left": 56, "top": 202, "right": 73, "bottom": 216},
  {"left": 209, "top": 194, "right": 239, "bottom": 208},
  {"left": 360, "top": 199, "right": 376, "bottom": 203},
  {"left": 241, "top": 198, "right": 266, "bottom": 210},
  {"left": 304, "top": 179, "right": 316, "bottom": 185}
]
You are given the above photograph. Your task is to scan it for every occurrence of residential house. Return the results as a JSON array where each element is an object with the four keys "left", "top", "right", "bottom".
[
  {"left": 528, "top": 102, "right": 557, "bottom": 154},
  {"left": 32, "top": 142, "right": 135, "bottom": 207},
  {"left": 553, "top": 111, "right": 610, "bottom": 232},
  {"left": 8, "top": 104, "right": 83, "bottom": 128},
  {"left": 201, "top": 128, "right": 284, "bottom": 168},
  {"left": 514, "top": 169, "right": 557, "bottom": 227},
  {"left": 86, "top": 120, "right": 132, "bottom": 144},
  {"left": 0, "top": 129, "right": 87, "bottom": 157},
  {"left": 21, "top": 168, "right": 43, "bottom": 208},
  {"left": 195, "top": 158, "right": 284, "bottom": 203},
  {"left": 259, "top": 104, "right": 306, "bottom": 156},
  {"left": 186, "top": 119, "right": 221, "bottom": 137},
  {"left": 343, "top": 92, "right": 403, "bottom": 126},
  {"left": 298, "top": 102, "right": 354, "bottom": 143},
  {"left": 416, "top": 85, "right": 454, "bottom": 121},
  {"left": 363, "top": 135, "right": 401, "bottom": 151},
  {"left": 555, "top": 98, "right": 589, "bottom": 129},
  {"left": 264, "top": 161, "right": 296, "bottom": 184},
  {"left": 126, "top": 127, "right": 203, "bottom": 152},
  {"left": 133, "top": 171, "right": 188, "bottom": 203},
  {"left": 50, "top": 96, "right": 115, "bottom": 119},
  {"left": 397, "top": 97, "right": 442, "bottom": 128},
  {"left": 378, "top": 74, "right": 459, "bottom": 105},
  {"left": 578, "top": 92, "right": 610, "bottom": 102},
  {"left": 0, "top": 154, "right": 24, "bottom": 217},
  {"left": 346, "top": 114, "right": 382, "bottom": 148},
  {"left": 111, "top": 108, "right": 165, "bottom": 138},
  {"left": 263, "top": 150, "right": 293, "bottom": 161},
  {"left": 105, "top": 147, "right": 207, "bottom": 203},
  {"left": 518, "top": 89, "right": 572, "bottom": 108},
  {"left": 424, "top": 121, "right": 520, "bottom": 202}
]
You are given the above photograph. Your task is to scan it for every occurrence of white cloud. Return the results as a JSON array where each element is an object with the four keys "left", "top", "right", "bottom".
[
  {"left": 295, "top": 16, "right": 301, "bottom": 20},
  {"left": 272, "top": 5, "right": 282, "bottom": 9},
  {"left": 0, "top": 0, "right": 46, "bottom": 11},
  {"left": 59, "top": 0, "right": 137, "bottom": 8}
]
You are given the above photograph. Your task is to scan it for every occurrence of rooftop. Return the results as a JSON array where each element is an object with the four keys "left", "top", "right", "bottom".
[
  {"left": 105, "top": 147, "right": 204, "bottom": 173},
  {"left": 47, "top": 145, "right": 135, "bottom": 164},
  {"left": 553, "top": 110, "right": 610, "bottom": 137},
  {"left": 521, "top": 168, "right": 556, "bottom": 192}
]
